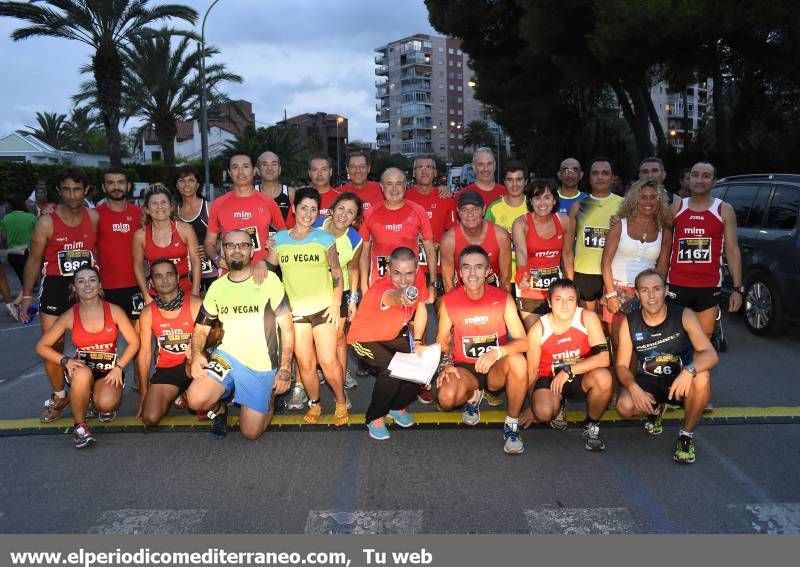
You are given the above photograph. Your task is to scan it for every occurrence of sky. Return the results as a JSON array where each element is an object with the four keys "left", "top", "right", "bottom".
[{"left": 0, "top": 0, "right": 439, "bottom": 145}]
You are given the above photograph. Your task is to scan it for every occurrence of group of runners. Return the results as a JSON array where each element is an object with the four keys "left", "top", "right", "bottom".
[{"left": 17, "top": 147, "right": 741, "bottom": 466}]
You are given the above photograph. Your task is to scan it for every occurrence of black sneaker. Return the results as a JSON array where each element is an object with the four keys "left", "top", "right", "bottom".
[
  {"left": 208, "top": 408, "right": 228, "bottom": 440},
  {"left": 673, "top": 434, "right": 696, "bottom": 464},
  {"left": 582, "top": 422, "right": 606, "bottom": 451},
  {"left": 73, "top": 422, "right": 95, "bottom": 449}
]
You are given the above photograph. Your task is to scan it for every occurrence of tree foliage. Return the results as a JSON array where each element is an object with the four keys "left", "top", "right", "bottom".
[
  {"left": 425, "top": 0, "right": 800, "bottom": 180},
  {"left": 0, "top": 0, "right": 197, "bottom": 166}
]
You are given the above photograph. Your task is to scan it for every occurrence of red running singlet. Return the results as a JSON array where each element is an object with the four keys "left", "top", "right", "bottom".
[
  {"left": 668, "top": 198, "right": 725, "bottom": 288},
  {"left": 144, "top": 221, "right": 191, "bottom": 295},
  {"left": 519, "top": 213, "right": 564, "bottom": 300},
  {"left": 151, "top": 299, "right": 194, "bottom": 369},
  {"left": 42, "top": 209, "right": 96, "bottom": 277},
  {"left": 71, "top": 300, "right": 118, "bottom": 375},
  {"left": 443, "top": 284, "right": 509, "bottom": 364},
  {"left": 536, "top": 308, "right": 591, "bottom": 378}
]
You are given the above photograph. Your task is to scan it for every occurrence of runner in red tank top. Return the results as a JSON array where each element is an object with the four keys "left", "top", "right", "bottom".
[
  {"left": 136, "top": 259, "right": 203, "bottom": 427},
  {"left": 435, "top": 245, "right": 528, "bottom": 455},
  {"left": 358, "top": 168, "right": 437, "bottom": 295},
  {"left": 133, "top": 185, "right": 201, "bottom": 304},
  {"left": 512, "top": 181, "right": 572, "bottom": 330},
  {"left": 525, "top": 278, "right": 612, "bottom": 451},
  {"left": 465, "top": 147, "right": 507, "bottom": 207},
  {"left": 20, "top": 168, "right": 101, "bottom": 423},
  {"left": 666, "top": 161, "right": 743, "bottom": 336},
  {"left": 36, "top": 266, "right": 139, "bottom": 448},
  {"left": 96, "top": 168, "right": 144, "bottom": 321},
  {"left": 339, "top": 151, "right": 385, "bottom": 212},
  {"left": 440, "top": 190, "right": 511, "bottom": 293}
]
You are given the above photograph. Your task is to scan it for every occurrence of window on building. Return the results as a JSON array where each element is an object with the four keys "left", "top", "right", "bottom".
[
  {"left": 438, "top": 47, "right": 444, "bottom": 52},
  {"left": 448, "top": 48, "right": 454, "bottom": 54},
  {"left": 457, "top": 73, "right": 462, "bottom": 79},
  {"left": 767, "top": 185, "right": 800, "bottom": 230},
  {"left": 457, "top": 61, "right": 462, "bottom": 68},
  {"left": 449, "top": 85, "right": 454, "bottom": 90},
  {"left": 457, "top": 86, "right": 462, "bottom": 91},
  {"left": 457, "top": 109, "right": 463, "bottom": 115},
  {"left": 449, "top": 109, "right": 454, "bottom": 114},
  {"left": 457, "top": 49, "right": 462, "bottom": 55},
  {"left": 457, "top": 97, "right": 463, "bottom": 103},
  {"left": 448, "top": 60, "right": 453, "bottom": 66}
]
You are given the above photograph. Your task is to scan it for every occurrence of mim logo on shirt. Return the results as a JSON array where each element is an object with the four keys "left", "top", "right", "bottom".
[
  {"left": 112, "top": 223, "right": 131, "bottom": 233},
  {"left": 464, "top": 315, "right": 489, "bottom": 325},
  {"left": 63, "top": 241, "right": 85, "bottom": 250},
  {"left": 684, "top": 226, "right": 705, "bottom": 235},
  {"left": 233, "top": 211, "right": 253, "bottom": 220},
  {"left": 385, "top": 224, "right": 403, "bottom": 231},
  {"left": 535, "top": 250, "right": 559, "bottom": 259}
]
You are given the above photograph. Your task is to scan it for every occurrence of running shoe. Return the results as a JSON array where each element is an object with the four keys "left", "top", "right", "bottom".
[
  {"left": 484, "top": 389, "right": 504, "bottom": 407},
  {"left": 344, "top": 370, "right": 358, "bottom": 389},
  {"left": 173, "top": 393, "right": 188, "bottom": 410},
  {"left": 503, "top": 422, "right": 524, "bottom": 455},
  {"left": 461, "top": 390, "right": 484, "bottom": 426},
  {"left": 4, "top": 303, "right": 20, "bottom": 322},
  {"left": 73, "top": 422, "right": 95, "bottom": 449},
  {"left": 367, "top": 419, "right": 390, "bottom": 440},
  {"left": 417, "top": 384, "right": 435, "bottom": 404},
  {"left": 287, "top": 383, "right": 308, "bottom": 410},
  {"left": 388, "top": 409, "right": 415, "bottom": 428},
  {"left": 643, "top": 403, "right": 665, "bottom": 436},
  {"left": 673, "top": 435, "right": 696, "bottom": 464},
  {"left": 549, "top": 398, "right": 568, "bottom": 430},
  {"left": 98, "top": 411, "right": 116, "bottom": 423},
  {"left": 582, "top": 422, "right": 606, "bottom": 451},
  {"left": 85, "top": 398, "right": 97, "bottom": 419},
  {"left": 208, "top": 408, "right": 228, "bottom": 440},
  {"left": 41, "top": 393, "right": 70, "bottom": 423},
  {"left": 345, "top": 390, "right": 352, "bottom": 410}
]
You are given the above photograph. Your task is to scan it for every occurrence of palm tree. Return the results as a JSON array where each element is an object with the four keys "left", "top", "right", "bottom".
[
  {"left": 76, "top": 28, "right": 242, "bottom": 166},
  {"left": 63, "top": 106, "right": 103, "bottom": 153},
  {"left": 17, "top": 111, "right": 70, "bottom": 147},
  {"left": 463, "top": 120, "right": 494, "bottom": 149},
  {"left": 0, "top": 0, "right": 197, "bottom": 165}
]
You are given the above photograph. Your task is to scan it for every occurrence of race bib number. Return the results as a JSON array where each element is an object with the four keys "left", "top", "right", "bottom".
[
  {"left": 551, "top": 356, "right": 581, "bottom": 377},
  {"left": 376, "top": 255, "right": 390, "bottom": 278},
  {"left": 158, "top": 332, "right": 191, "bottom": 355},
  {"left": 57, "top": 250, "right": 93, "bottom": 276},
  {"left": 77, "top": 351, "right": 117, "bottom": 373},
  {"left": 131, "top": 292, "right": 144, "bottom": 316},
  {"left": 531, "top": 266, "right": 561, "bottom": 289},
  {"left": 462, "top": 333, "right": 499, "bottom": 359},
  {"left": 206, "top": 354, "right": 232, "bottom": 381},
  {"left": 200, "top": 256, "right": 215, "bottom": 275},
  {"left": 642, "top": 354, "right": 683, "bottom": 377},
  {"left": 417, "top": 240, "right": 440, "bottom": 267},
  {"left": 677, "top": 237, "right": 711, "bottom": 263},
  {"left": 241, "top": 226, "right": 261, "bottom": 251},
  {"left": 583, "top": 226, "right": 608, "bottom": 249}
]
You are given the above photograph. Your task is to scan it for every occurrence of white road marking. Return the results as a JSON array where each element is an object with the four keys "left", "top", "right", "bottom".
[
  {"left": 0, "top": 323, "right": 40, "bottom": 333},
  {"left": 524, "top": 507, "right": 636, "bottom": 534},
  {"left": 305, "top": 510, "right": 423, "bottom": 534},
  {"left": 729, "top": 503, "right": 800, "bottom": 534},
  {"left": 88, "top": 509, "right": 206, "bottom": 534}
]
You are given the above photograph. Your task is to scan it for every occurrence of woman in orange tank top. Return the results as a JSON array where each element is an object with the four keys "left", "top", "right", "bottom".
[{"left": 36, "top": 267, "right": 139, "bottom": 449}]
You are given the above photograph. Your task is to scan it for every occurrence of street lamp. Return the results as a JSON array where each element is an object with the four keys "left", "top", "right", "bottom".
[
  {"left": 336, "top": 116, "right": 344, "bottom": 182},
  {"left": 199, "top": 0, "right": 223, "bottom": 202}
]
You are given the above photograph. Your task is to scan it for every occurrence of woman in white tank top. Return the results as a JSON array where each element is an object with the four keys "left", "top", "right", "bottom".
[{"left": 601, "top": 180, "right": 673, "bottom": 326}]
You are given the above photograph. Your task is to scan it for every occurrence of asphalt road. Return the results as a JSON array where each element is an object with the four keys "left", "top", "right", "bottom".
[{"left": 1, "top": 262, "right": 798, "bottom": 534}]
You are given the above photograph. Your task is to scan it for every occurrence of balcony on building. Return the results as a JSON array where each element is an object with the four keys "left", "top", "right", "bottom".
[{"left": 375, "top": 64, "right": 389, "bottom": 76}]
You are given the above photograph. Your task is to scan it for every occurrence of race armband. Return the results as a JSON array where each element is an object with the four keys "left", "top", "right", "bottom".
[
  {"left": 590, "top": 343, "right": 609, "bottom": 355},
  {"left": 195, "top": 306, "right": 218, "bottom": 327}
]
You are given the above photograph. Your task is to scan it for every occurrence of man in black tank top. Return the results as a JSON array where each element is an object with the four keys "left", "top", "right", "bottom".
[
  {"left": 615, "top": 269, "right": 718, "bottom": 464},
  {"left": 256, "top": 151, "right": 294, "bottom": 222}
]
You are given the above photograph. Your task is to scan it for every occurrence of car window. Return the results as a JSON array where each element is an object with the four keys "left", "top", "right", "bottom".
[
  {"left": 721, "top": 184, "right": 761, "bottom": 228},
  {"left": 711, "top": 186, "right": 726, "bottom": 200},
  {"left": 766, "top": 185, "right": 800, "bottom": 230}
]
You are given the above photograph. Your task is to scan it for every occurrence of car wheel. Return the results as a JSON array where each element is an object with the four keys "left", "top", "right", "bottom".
[{"left": 743, "top": 274, "right": 786, "bottom": 336}]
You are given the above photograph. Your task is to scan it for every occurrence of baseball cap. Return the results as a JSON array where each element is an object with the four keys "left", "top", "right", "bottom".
[{"left": 457, "top": 189, "right": 484, "bottom": 209}]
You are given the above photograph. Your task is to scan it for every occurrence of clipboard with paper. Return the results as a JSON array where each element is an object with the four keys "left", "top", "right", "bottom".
[{"left": 388, "top": 343, "right": 441, "bottom": 385}]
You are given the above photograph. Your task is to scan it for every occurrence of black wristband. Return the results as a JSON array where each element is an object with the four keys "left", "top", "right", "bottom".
[{"left": 59, "top": 356, "right": 70, "bottom": 368}]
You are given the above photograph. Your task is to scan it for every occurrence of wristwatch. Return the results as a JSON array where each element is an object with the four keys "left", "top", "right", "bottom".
[
  {"left": 604, "top": 290, "right": 618, "bottom": 300},
  {"left": 562, "top": 365, "right": 574, "bottom": 382},
  {"left": 735, "top": 286, "right": 745, "bottom": 294},
  {"left": 59, "top": 356, "right": 70, "bottom": 368},
  {"left": 685, "top": 363, "right": 698, "bottom": 378}
]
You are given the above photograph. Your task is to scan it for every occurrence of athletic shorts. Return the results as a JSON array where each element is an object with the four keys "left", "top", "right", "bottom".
[
  {"left": 39, "top": 275, "right": 74, "bottom": 316},
  {"left": 103, "top": 286, "right": 144, "bottom": 320},
  {"left": 516, "top": 297, "right": 551, "bottom": 315},
  {"left": 151, "top": 364, "right": 190, "bottom": 391},
  {"left": 64, "top": 368, "right": 125, "bottom": 386},
  {"left": 534, "top": 374, "right": 584, "bottom": 399},
  {"left": 635, "top": 373, "right": 683, "bottom": 406},
  {"left": 292, "top": 307, "right": 329, "bottom": 327},
  {"left": 667, "top": 284, "right": 722, "bottom": 312},
  {"left": 574, "top": 272, "right": 603, "bottom": 302},
  {"left": 453, "top": 361, "right": 491, "bottom": 392},
  {"left": 205, "top": 349, "right": 275, "bottom": 415}
]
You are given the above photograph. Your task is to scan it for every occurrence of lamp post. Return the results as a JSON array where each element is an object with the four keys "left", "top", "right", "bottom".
[
  {"left": 199, "top": 0, "right": 222, "bottom": 202},
  {"left": 336, "top": 116, "right": 344, "bottom": 182}
]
